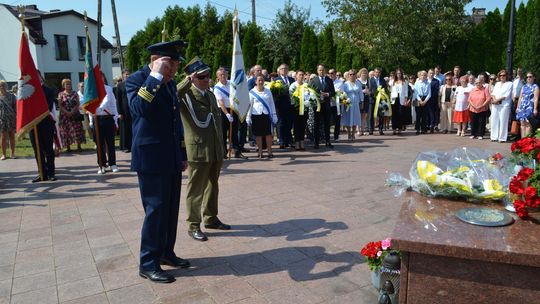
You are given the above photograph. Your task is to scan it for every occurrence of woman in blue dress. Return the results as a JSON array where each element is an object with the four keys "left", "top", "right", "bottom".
[
  {"left": 342, "top": 70, "right": 363, "bottom": 141},
  {"left": 516, "top": 72, "right": 540, "bottom": 136}
]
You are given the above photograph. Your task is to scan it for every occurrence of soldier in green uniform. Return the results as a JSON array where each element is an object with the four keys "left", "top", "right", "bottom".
[{"left": 177, "top": 57, "right": 231, "bottom": 242}]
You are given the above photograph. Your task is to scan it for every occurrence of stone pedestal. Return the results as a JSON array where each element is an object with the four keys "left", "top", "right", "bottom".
[{"left": 392, "top": 193, "right": 540, "bottom": 304}]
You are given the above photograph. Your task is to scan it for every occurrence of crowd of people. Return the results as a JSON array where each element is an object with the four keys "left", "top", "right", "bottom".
[{"left": 209, "top": 64, "right": 539, "bottom": 158}]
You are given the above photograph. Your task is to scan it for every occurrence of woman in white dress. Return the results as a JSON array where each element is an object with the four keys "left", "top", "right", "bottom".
[{"left": 342, "top": 70, "right": 363, "bottom": 141}]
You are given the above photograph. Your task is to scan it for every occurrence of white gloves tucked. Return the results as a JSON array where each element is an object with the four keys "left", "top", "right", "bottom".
[
  {"left": 271, "top": 114, "right": 278, "bottom": 125},
  {"left": 246, "top": 117, "right": 252, "bottom": 125},
  {"left": 225, "top": 113, "right": 234, "bottom": 123}
]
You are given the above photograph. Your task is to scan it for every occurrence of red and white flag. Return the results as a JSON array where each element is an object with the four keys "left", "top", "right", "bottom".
[{"left": 16, "top": 31, "right": 49, "bottom": 137}]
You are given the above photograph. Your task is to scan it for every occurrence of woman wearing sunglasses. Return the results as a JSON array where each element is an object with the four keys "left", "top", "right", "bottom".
[
  {"left": 516, "top": 72, "right": 540, "bottom": 136},
  {"left": 490, "top": 70, "right": 513, "bottom": 143}
]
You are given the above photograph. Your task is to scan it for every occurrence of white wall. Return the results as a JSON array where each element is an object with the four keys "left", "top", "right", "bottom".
[
  {"left": 0, "top": 7, "right": 113, "bottom": 86},
  {"left": 40, "top": 15, "right": 113, "bottom": 85},
  {"left": 0, "top": 7, "right": 38, "bottom": 83}
]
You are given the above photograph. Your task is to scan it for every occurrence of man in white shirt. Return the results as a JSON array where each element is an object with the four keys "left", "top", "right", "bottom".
[
  {"left": 329, "top": 69, "right": 343, "bottom": 140},
  {"left": 93, "top": 74, "right": 119, "bottom": 174},
  {"left": 214, "top": 67, "right": 245, "bottom": 159}
]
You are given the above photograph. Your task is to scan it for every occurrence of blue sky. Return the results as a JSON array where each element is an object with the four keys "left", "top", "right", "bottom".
[{"left": 8, "top": 0, "right": 521, "bottom": 43}]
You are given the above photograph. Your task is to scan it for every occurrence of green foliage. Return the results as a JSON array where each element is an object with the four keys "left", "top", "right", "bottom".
[
  {"left": 323, "top": 0, "right": 472, "bottom": 73},
  {"left": 300, "top": 25, "right": 319, "bottom": 71},
  {"left": 124, "top": 0, "right": 539, "bottom": 79}
]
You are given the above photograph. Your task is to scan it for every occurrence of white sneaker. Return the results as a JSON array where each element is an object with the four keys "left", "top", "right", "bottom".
[
  {"left": 111, "top": 165, "right": 119, "bottom": 173},
  {"left": 470, "top": 136, "right": 475, "bottom": 139},
  {"left": 478, "top": 136, "right": 483, "bottom": 140},
  {"left": 97, "top": 167, "right": 106, "bottom": 174}
]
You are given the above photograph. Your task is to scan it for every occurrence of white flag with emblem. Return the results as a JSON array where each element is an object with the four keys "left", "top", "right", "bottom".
[{"left": 229, "top": 10, "right": 250, "bottom": 122}]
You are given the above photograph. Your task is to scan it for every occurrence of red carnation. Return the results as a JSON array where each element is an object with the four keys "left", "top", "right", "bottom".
[
  {"left": 517, "top": 167, "right": 535, "bottom": 181},
  {"left": 511, "top": 142, "right": 519, "bottom": 152},
  {"left": 509, "top": 178, "right": 524, "bottom": 195},
  {"left": 514, "top": 200, "right": 529, "bottom": 219},
  {"left": 492, "top": 153, "right": 503, "bottom": 161},
  {"left": 524, "top": 186, "right": 538, "bottom": 205}
]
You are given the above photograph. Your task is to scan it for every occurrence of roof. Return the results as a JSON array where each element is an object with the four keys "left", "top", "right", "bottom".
[
  {"left": 1, "top": 4, "right": 113, "bottom": 49},
  {"left": 111, "top": 45, "right": 127, "bottom": 63}
]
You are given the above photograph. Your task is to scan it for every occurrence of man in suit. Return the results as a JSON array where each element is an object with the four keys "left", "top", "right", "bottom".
[
  {"left": 115, "top": 69, "right": 132, "bottom": 152},
  {"left": 276, "top": 63, "right": 294, "bottom": 149},
  {"left": 309, "top": 64, "right": 335, "bottom": 148},
  {"left": 30, "top": 71, "right": 57, "bottom": 182},
  {"left": 177, "top": 57, "right": 230, "bottom": 243},
  {"left": 368, "top": 67, "right": 387, "bottom": 135},
  {"left": 126, "top": 40, "right": 190, "bottom": 283},
  {"left": 427, "top": 69, "right": 440, "bottom": 133}
]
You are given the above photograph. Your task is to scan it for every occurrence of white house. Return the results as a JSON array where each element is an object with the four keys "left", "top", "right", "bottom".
[{"left": 0, "top": 4, "right": 113, "bottom": 91}]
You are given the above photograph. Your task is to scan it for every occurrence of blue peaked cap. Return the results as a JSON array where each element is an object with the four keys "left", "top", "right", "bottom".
[{"left": 147, "top": 40, "right": 187, "bottom": 61}]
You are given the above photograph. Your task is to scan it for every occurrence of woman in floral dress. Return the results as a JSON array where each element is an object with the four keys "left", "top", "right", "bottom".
[
  {"left": 516, "top": 72, "right": 540, "bottom": 136},
  {"left": 58, "top": 79, "right": 85, "bottom": 152},
  {"left": 0, "top": 80, "right": 16, "bottom": 160}
]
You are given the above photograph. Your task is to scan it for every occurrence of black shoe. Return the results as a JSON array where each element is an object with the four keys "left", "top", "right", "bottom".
[
  {"left": 32, "top": 176, "right": 47, "bottom": 183},
  {"left": 49, "top": 175, "right": 57, "bottom": 181},
  {"left": 139, "top": 269, "right": 175, "bottom": 283},
  {"left": 188, "top": 229, "right": 208, "bottom": 241},
  {"left": 160, "top": 256, "right": 191, "bottom": 268},
  {"left": 379, "top": 131, "right": 384, "bottom": 135},
  {"left": 241, "top": 147, "right": 250, "bottom": 153},
  {"left": 325, "top": 142, "right": 334, "bottom": 149},
  {"left": 279, "top": 145, "right": 285, "bottom": 149},
  {"left": 416, "top": 131, "right": 420, "bottom": 135},
  {"left": 205, "top": 220, "right": 231, "bottom": 230},
  {"left": 369, "top": 132, "right": 374, "bottom": 135},
  {"left": 234, "top": 152, "right": 248, "bottom": 159}
]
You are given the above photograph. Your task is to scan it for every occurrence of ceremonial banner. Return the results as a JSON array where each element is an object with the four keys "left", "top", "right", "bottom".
[
  {"left": 16, "top": 32, "right": 49, "bottom": 137},
  {"left": 82, "top": 26, "right": 106, "bottom": 114},
  {"left": 229, "top": 11, "right": 250, "bottom": 122}
]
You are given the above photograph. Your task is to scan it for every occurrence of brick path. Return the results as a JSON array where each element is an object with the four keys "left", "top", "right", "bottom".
[{"left": 0, "top": 131, "right": 509, "bottom": 303}]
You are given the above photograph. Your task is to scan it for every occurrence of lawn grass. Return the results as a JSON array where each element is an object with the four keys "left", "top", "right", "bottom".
[{"left": 12, "top": 134, "right": 120, "bottom": 157}]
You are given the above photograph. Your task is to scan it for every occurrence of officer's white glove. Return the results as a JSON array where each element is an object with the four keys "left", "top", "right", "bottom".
[
  {"left": 272, "top": 114, "right": 278, "bottom": 125},
  {"left": 225, "top": 113, "right": 234, "bottom": 123},
  {"left": 246, "top": 117, "right": 252, "bottom": 126}
]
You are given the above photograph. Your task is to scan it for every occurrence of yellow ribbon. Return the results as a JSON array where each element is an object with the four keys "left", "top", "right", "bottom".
[
  {"left": 299, "top": 85, "right": 304, "bottom": 115},
  {"left": 373, "top": 86, "right": 391, "bottom": 118}
]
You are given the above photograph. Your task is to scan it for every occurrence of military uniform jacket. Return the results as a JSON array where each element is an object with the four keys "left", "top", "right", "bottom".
[
  {"left": 125, "top": 65, "right": 187, "bottom": 173},
  {"left": 177, "top": 78, "right": 224, "bottom": 162}
]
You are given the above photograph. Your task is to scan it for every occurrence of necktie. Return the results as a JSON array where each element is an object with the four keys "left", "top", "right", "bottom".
[{"left": 321, "top": 77, "right": 325, "bottom": 87}]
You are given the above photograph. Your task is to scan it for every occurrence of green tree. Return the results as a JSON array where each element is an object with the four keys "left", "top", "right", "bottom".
[
  {"left": 524, "top": 0, "right": 540, "bottom": 77},
  {"left": 318, "top": 24, "right": 336, "bottom": 68},
  {"left": 322, "top": 0, "right": 471, "bottom": 72},
  {"left": 259, "top": 0, "right": 310, "bottom": 71},
  {"left": 514, "top": 1, "right": 528, "bottom": 68},
  {"left": 300, "top": 25, "right": 319, "bottom": 71},
  {"left": 242, "top": 22, "right": 263, "bottom": 70}
]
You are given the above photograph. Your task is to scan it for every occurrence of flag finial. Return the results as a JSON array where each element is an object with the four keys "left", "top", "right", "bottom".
[
  {"left": 162, "top": 22, "right": 168, "bottom": 42},
  {"left": 17, "top": 5, "right": 25, "bottom": 32},
  {"left": 83, "top": 10, "right": 89, "bottom": 30}
]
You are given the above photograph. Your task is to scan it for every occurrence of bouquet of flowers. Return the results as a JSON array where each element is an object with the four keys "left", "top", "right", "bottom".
[
  {"left": 508, "top": 137, "right": 540, "bottom": 219},
  {"left": 291, "top": 84, "right": 319, "bottom": 111},
  {"left": 336, "top": 91, "right": 350, "bottom": 111},
  {"left": 386, "top": 148, "right": 508, "bottom": 201},
  {"left": 374, "top": 86, "right": 391, "bottom": 118},
  {"left": 267, "top": 80, "right": 286, "bottom": 95},
  {"left": 361, "top": 238, "right": 398, "bottom": 271}
]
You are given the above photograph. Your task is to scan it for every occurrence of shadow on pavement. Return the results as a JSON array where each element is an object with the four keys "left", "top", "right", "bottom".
[
  {"left": 173, "top": 246, "right": 363, "bottom": 281},
  {"left": 207, "top": 218, "right": 348, "bottom": 241}
]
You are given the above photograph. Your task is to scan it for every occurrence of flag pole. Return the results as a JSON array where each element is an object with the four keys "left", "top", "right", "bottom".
[
  {"left": 19, "top": 5, "right": 45, "bottom": 181},
  {"left": 228, "top": 9, "right": 240, "bottom": 160},
  {"left": 84, "top": 11, "right": 104, "bottom": 169}
]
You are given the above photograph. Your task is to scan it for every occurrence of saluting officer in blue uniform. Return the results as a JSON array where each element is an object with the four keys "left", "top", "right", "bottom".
[{"left": 125, "top": 40, "right": 190, "bottom": 283}]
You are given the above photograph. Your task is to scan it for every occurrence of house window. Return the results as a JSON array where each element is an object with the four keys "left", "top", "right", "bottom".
[
  {"left": 54, "top": 35, "right": 69, "bottom": 60},
  {"left": 77, "top": 36, "right": 86, "bottom": 61}
]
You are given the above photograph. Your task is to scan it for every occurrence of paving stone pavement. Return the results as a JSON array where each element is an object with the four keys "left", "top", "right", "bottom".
[{"left": 0, "top": 131, "right": 510, "bottom": 303}]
